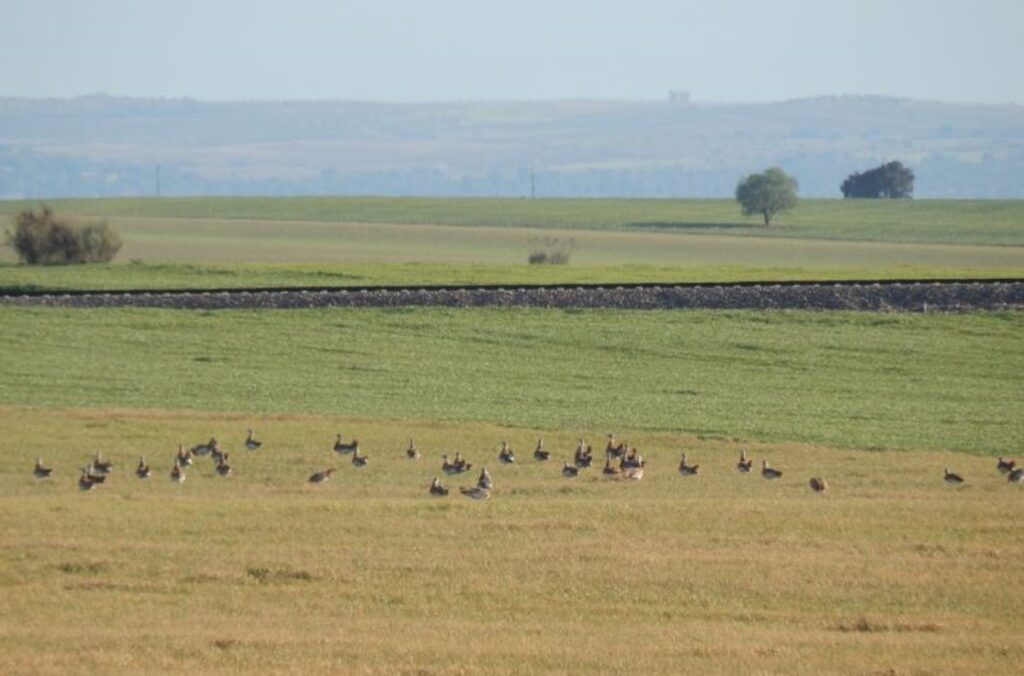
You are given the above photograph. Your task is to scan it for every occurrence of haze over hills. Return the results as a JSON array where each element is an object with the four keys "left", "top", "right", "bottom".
[{"left": 1, "top": 95, "right": 1022, "bottom": 199}]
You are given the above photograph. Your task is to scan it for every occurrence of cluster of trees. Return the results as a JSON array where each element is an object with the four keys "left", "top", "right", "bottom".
[
  {"left": 4, "top": 205, "right": 121, "bottom": 264},
  {"left": 735, "top": 161, "right": 916, "bottom": 226},
  {"left": 840, "top": 161, "right": 915, "bottom": 198}
]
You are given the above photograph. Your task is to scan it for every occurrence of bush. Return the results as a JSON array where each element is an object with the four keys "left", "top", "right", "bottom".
[
  {"left": 4, "top": 205, "right": 121, "bottom": 264},
  {"left": 527, "top": 236, "right": 574, "bottom": 265}
]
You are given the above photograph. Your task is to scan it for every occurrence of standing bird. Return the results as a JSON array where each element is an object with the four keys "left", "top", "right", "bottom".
[
  {"left": 91, "top": 452, "right": 113, "bottom": 474},
  {"left": 333, "top": 435, "right": 358, "bottom": 454},
  {"left": 406, "top": 439, "right": 420, "bottom": 460},
  {"left": 78, "top": 468, "right": 95, "bottom": 491},
  {"left": 533, "top": 438, "right": 551, "bottom": 461},
  {"left": 736, "top": 449, "right": 753, "bottom": 473},
  {"left": 996, "top": 457, "right": 1017, "bottom": 474},
  {"left": 170, "top": 463, "right": 186, "bottom": 484},
  {"left": 176, "top": 444, "right": 193, "bottom": 468},
  {"left": 605, "top": 434, "right": 626, "bottom": 458},
  {"left": 561, "top": 462, "right": 579, "bottom": 478},
  {"left": 136, "top": 456, "right": 151, "bottom": 479},
  {"left": 460, "top": 485, "right": 490, "bottom": 500},
  {"left": 678, "top": 452, "right": 699, "bottom": 476},
  {"left": 429, "top": 477, "right": 449, "bottom": 496},
  {"left": 33, "top": 457, "right": 53, "bottom": 478},
  {"left": 602, "top": 453, "right": 621, "bottom": 477},
  {"left": 761, "top": 460, "right": 783, "bottom": 480},
  {"left": 944, "top": 467, "right": 964, "bottom": 484},
  {"left": 809, "top": 476, "right": 828, "bottom": 493},
  {"left": 215, "top": 454, "right": 232, "bottom": 476},
  {"left": 1008, "top": 467, "right": 1024, "bottom": 483},
  {"left": 308, "top": 468, "right": 335, "bottom": 484},
  {"left": 191, "top": 437, "right": 218, "bottom": 457},
  {"left": 245, "top": 429, "right": 262, "bottom": 451},
  {"left": 477, "top": 467, "right": 493, "bottom": 490},
  {"left": 351, "top": 449, "right": 368, "bottom": 467},
  {"left": 498, "top": 441, "right": 515, "bottom": 464}
]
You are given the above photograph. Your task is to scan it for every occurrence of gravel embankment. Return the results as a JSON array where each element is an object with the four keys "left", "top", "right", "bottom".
[{"left": 2, "top": 281, "right": 1022, "bottom": 311}]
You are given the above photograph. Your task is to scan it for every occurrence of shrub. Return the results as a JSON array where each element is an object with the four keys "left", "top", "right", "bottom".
[
  {"left": 527, "top": 236, "right": 574, "bottom": 265},
  {"left": 4, "top": 204, "right": 122, "bottom": 264}
]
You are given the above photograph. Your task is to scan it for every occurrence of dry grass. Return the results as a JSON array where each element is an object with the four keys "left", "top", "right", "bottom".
[{"left": 2, "top": 406, "right": 1022, "bottom": 674}]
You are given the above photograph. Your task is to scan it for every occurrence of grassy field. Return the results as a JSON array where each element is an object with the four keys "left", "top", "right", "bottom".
[
  {"left": 1, "top": 407, "right": 1023, "bottom": 674},
  {"left": 1, "top": 307, "right": 1020, "bottom": 455},
  {"left": 2, "top": 196, "right": 1024, "bottom": 246}
]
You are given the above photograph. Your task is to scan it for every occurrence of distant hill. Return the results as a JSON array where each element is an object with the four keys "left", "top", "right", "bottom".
[{"left": 1, "top": 95, "right": 1022, "bottom": 199}]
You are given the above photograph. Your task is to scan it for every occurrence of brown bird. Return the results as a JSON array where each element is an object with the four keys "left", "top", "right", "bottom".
[
  {"left": 625, "top": 465, "right": 645, "bottom": 481},
  {"left": 429, "top": 476, "right": 449, "bottom": 496},
  {"left": 605, "top": 434, "right": 626, "bottom": 458},
  {"left": 678, "top": 452, "right": 699, "bottom": 476},
  {"left": 308, "top": 468, "right": 335, "bottom": 484},
  {"left": 561, "top": 462, "right": 579, "bottom": 478},
  {"left": 33, "top": 457, "right": 53, "bottom": 478},
  {"left": 91, "top": 452, "right": 112, "bottom": 474},
  {"left": 460, "top": 485, "right": 490, "bottom": 500},
  {"left": 453, "top": 452, "right": 472, "bottom": 472},
  {"left": 333, "top": 434, "right": 359, "bottom": 454},
  {"left": 996, "top": 457, "right": 1017, "bottom": 474},
  {"left": 809, "top": 476, "right": 828, "bottom": 493},
  {"left": 244, "top": 428, "right": 262, "bottom": 450},
  {"left": 477, "top": 467, "right": 493, "bottom": 490},
  {"left": 737, "top": 449, "right": 753, "bottom": 473},
  {"left": 78, "top": 468, "right": 95, "bottom": 491},
  {"left": 498, "top": 441, "right": 516, "bottom": 464},
  {"left": 406, "top": 439, "right": 420, "bottom": 460},
  {"left": 170, "top": 463, "right": 186, "bottom": 484},
  {"left": 215, "top": 454, "right": 232, "bottom": 476},
  {"left": 351, "top": 449, "right": 368, "bottom": 467},
  {"left": 602, "top": 453, "right": 621, "bottom": 476},
  {"left": 533, "top": 438, "right": 551, "bottom": 461},
  {"left": 1008, "top": 467, "right": 1024, "bottom": 483},
  {"left": 761, "top": 460, "right": 782, "bottom": 480},
  {"left": 136, "top": 456, "right": 151, "bottom": 479},
  {"left": 191, "top": 437, "right": 218, "bottom": 457},
  {"left": 176, "top": 444, "right": 193, "bottom": 468},
  {"left": 944, "top": 467, "right": 964, "bottom": 484}
]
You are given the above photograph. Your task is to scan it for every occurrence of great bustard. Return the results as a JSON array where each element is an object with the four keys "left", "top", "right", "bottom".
[
  {"left": 170, "top": 463, "right": 186, "bottom": 484},
  {"left": 245, "top": 429, "right": 262, "bottom": 451},
  {"left": 605, "top": 434, "right": 626, "bottom": 458},
  {"left": 308, "top": 468, "right": 336, "bottom": 484},
  {"left": 761, "top": 460, "right": 783, "bottom": 480},
  {"left": 91, "top": 452, "right": 112, "bottom": 474},
  {"left": 736, "top": 449, "right": 753, "bottom": 473},
  {"left": 944, "top": 467, "right": 964, "bottom": 484},
  {"left": 561, "top": 462, "right": 579, "bottom": 478},
  {"left": 624, "top": 465, "right": 645, "bottom": 481},
  {"left": 477, "top": 467, "right": 493, "bottom": 490},
  {"left": 191, "top": 437, "right": 218, "bottom": 457},
  {"left": 602, "top": 453, "right": 621, "bottom": 477},
  {"left": 176, "top": 444, "right": 193, "bottom": 468},
  {"left": 33, "top": 457, "right": 53, "bottom": 478},
  {"left": 996, "top": 457, "right": 1017, "bottom": 474},
  {"left": 333, "top": 435, "right": 358, "bottom": 454},
  {"left": 351, "top": 448, "right": 368, "bottom": 467},
  {"left": 1008, "top": 467, "right": 1024, "bottom": 483},
  {"left": 78, "top": 468, "right": 96, "bottom": 491},
  {"left": 406, "top": 439, "right": 420, "bottom": 460},
  {"left": 498, "top": 441, "right": 515, "bottom": 464},
  {"left": 215, "top": 454, "right": 232, "bottom": 476},
  {"left": 136, "top": 456, "right": 151, "bottom": 479},
  {"left": 460, "top": 485, "right": 490, "bottom": 500},
  {"left": 678, "top": 452, "right": 699, "bottom": 476},
  {"left": 809, "top": 476, "right": 828, "bottom": 493},
  {"left": 533, "top": 438, "right": 551, "bottom": 461},
  {"left": 429, "top": 477, "right": 449, "bottom": 496}
]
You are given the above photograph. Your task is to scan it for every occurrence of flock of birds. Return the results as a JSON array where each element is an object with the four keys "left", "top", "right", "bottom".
[{"left": 29, "top": 430, "right": 1024, "bottom": 498}]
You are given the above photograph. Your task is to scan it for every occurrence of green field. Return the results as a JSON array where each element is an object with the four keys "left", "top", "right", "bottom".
[
  {"left": 3, "top": 196, "right": 1024, "bottom": 245},
  {"left": 1, "top": 307, "right": 1020, "bottom": 454},
  {"left": 1, "top": 197, "right": 1022, "bottom": 291}
]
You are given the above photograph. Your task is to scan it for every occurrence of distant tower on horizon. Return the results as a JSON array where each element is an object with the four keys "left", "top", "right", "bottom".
[{"left": 668, "top": 90, "right": 691, "bottom": 104}]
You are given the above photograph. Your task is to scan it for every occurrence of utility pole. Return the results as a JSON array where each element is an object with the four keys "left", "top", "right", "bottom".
[
  {"left": 155, "top": 164, "right": 161, "bottom": 197},
  {"left": 530, "top": 167, "right": 536, "bottom": 200}
]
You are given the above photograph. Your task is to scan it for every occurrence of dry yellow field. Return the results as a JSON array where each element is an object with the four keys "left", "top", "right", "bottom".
[{"left": 2, "top": 407, "right": 1022, "bottom": 675}]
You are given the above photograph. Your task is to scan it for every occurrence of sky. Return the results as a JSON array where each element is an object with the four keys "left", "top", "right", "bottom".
[{"left": 1, "top": 0, "right": 1021, "bottom": 104}]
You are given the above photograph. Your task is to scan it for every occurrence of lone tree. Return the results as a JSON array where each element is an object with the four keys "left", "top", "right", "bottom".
[
  {"left": 841, "top": 161, "right": 914, "bottom": 198},
  {"left": 735, "top": 167, "right": 799, "bottom": 226},
  {"left": 4, "top": 204, "right": 121, "bottom": 264}
]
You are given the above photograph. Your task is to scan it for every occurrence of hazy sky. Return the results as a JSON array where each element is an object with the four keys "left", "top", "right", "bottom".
[{"left": 1, "top": 0, "right": 1021, "bottom": 104}]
